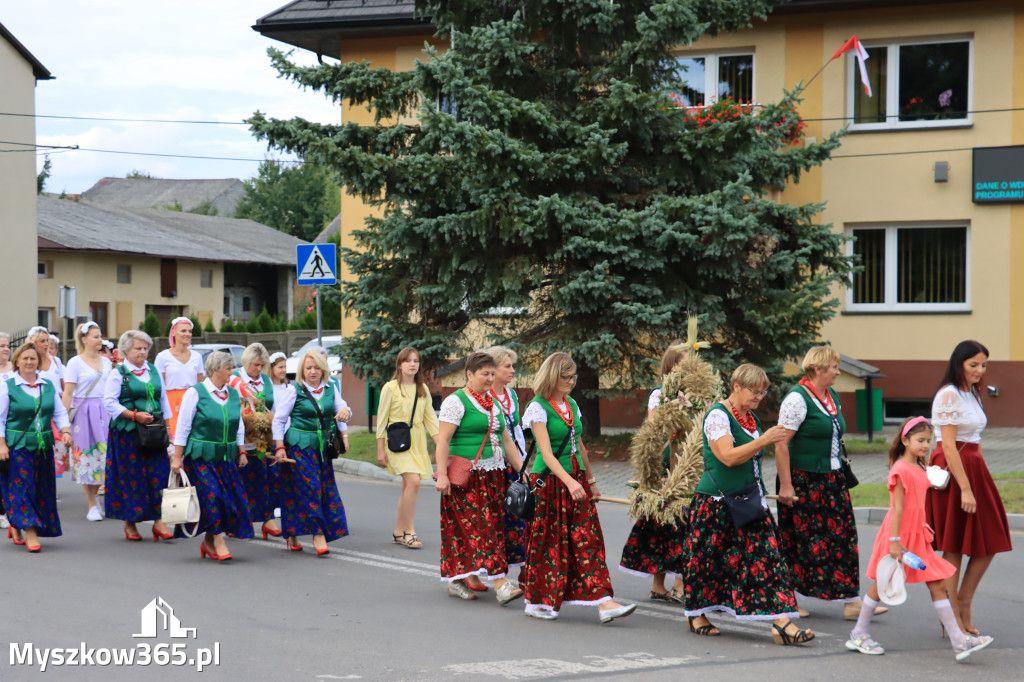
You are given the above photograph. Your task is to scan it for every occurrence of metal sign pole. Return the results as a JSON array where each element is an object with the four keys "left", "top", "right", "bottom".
[{"left": 316, "top": 285, "right": 323, "bottom": 349}]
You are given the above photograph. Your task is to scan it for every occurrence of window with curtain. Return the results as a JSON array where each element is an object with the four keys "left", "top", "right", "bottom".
[
  {"left": 675, "top": 53, "right": 754, "bottom": 106},
  {"left": 848, "top": 225, "right": 968, "bottom": 311},
  {"left": 851, "top": 39, "right": 971, "bottom": 129}
]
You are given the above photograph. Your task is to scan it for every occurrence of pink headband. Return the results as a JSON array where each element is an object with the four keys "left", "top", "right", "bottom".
[
  {"left": 168, "top": 317, "right": 193, "bottom": 347},
  {"left": 901, "top": 416, "right": 931, "bottom": 438}
]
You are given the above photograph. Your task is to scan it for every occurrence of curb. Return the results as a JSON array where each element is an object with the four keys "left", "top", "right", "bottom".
[
  {"left": 851, "top": 507, "right": 1024, "bottom": 533},
  {"left": 332, "top": 457, "right": 402, "bottom": 483}
]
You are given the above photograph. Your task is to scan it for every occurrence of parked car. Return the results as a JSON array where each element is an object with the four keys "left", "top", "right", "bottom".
[
  {"left": 190, "top": 343, "right": 246, "bottom": 367},
  {"left": 286, "top": 336, "right": 342, "bottom": 378}
]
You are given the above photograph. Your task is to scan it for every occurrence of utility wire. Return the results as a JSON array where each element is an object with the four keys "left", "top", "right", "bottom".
[
  {"left": 0, "top": 111, "right": 249, "bottom": 125},
  {"left": 0, "top": 139, "right": 299, "bottom": 163}
]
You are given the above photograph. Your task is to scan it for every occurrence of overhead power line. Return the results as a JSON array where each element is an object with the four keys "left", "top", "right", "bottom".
[
  {"left": 0, "top": 111, "right": 249, "bottom": 125},
  {"left": 0, "top": 140, "right": 301, "bottom": 163}
]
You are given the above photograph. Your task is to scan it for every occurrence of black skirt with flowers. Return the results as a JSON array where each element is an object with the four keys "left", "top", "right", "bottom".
[
  {"left": 619, "top": 517, "right": 686, "bottom": 578},
  {"left": 775, "top": 469, "right": 860, "bottom": 601},
  {"left": 681, "top": 493, "right": 799, "bottom": 620}
]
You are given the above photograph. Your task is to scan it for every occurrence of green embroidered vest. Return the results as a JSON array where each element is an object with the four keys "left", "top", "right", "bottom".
[
  {"left": 111, "top": 363, "right": 164, "bottom": 432},
  {"left": 528, "top": 397, "right": 584, "bottom": 474},
  {"left": 449, "top": 390, "right": 496, "bottom": 460},
  {"left": 695, "top": 403, "right": 765, "bottom": 496},
  {"left": 786, "top": 384, "right": 845, "bottom": 473},
  {"left": 4, "top": 378, "right": 56, "bottom": 451},
  {"left": 183, "top": 384, "right": 241, "bottom": 462},
  {"left": 233, "top": 369, "right": 275, "bottom": 411},
  {"left": 284, "top": 381, "right": 335, "bottom": 456}
]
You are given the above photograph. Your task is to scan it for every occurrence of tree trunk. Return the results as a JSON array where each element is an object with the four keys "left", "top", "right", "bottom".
[{"left": 574, "top": 359, "right": 602, "bottom": 439}]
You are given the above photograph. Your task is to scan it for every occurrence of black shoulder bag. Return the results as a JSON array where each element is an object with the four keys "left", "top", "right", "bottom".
[
  {"left": 299, "top": 382, "right": 343, "bottom": 460},
  {"left": 504, "top": 421, "right": 572, "bottom": 522},
  {"left": 121, "top": 365, "right": 169, "bottom": 455},
  {"left": 701, "top": 410, "right": 768, "bottom": 529},
  {"left": 385, "top": 385, "right": 418, "bottom": 453}
]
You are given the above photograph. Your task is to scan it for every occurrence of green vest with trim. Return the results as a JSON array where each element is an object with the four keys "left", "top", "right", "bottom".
[
  {"left": 183, "top": 384, "right": 241, "bottom": 462},
  {"left": 695, "top": 403, "right": 764, "bottom": 495},
  {"left": 528, "top": 396, "right": 584, "bottom": 474},
  {"left": 233, "top": 369, "right": 275, "bottom": 411},
  {"left": 4, "top": 378, "right": 56, "bottom": 452},
  {"left": 284, "top": 381, "right": 335, "bottom": 455},
  {"left": 786, "top": 384, "right": 845, "bottom": 474},
  {"left": 111, "top": 363, "right": 164, "bottom": 432},
  {"left": 449, "top": 390, "right": 496, "bottom": 460}
]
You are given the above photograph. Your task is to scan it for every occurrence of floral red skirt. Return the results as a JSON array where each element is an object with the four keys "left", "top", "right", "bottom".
[
  {"left": 682, "top": 493, "right": 798, "bottom": 620},
  {"left": 440, "top": 467, "right": 508, "bottom": 581},
  {"left": 521, "top": 470, "right": 614, "bottom": 613},
  {"left": 619, "top": 517, "right": 686, "bottom": 579},
  {"left": 927, "top": 442, "right": 1012, "bottom": 557},
  {"left": 775, "top": 469, "right": 860, "bottom": 601}
]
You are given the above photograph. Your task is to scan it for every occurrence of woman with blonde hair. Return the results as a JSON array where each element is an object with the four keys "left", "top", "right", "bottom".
[
  {"left": 0, "top": 332, "right": 14, "bottom": 380},
  {"left": 154, "top": 317, "right": 204, "bottom": 438},
  {"left": 62, "top": 322, "right": 112, "bottom": 521},
  {"left": 28, "top": 327, "right": 67, "bottom": 478},
  {"left": 775, "top": 346, "right": 882, "bottom": 621},
  {"left": 376, "top": 346, "right": 439, "bottom": 549},
  {"left": 102, "top": 329, "right": 174, "bottom": 541},
  {"left": 232, "top": 343, "right": 281, "bottom": 539},
  {"left": 435, "top": 352, "right": 524, "bottom": 604},
  {"left": 520, "top": 352, "right": 635, "bottom": 623},
  {"left": 0, "top": 343, "right": 73, "bottom": 552},
  {"left": 682, "top": 364, "right": 811, "bottom": 644},
  {"left": 171, "top": 351, "right": 252, "bottom": 560},
  {"left": 271, "top": 350, "right": 349, "bottom": 555},
  {"left": 619, "top": 341, "right": 688, "bottom": 602}
]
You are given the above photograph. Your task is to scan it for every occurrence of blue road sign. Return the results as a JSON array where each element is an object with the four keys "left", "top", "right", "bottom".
[{"left": 296, "top": 244, "right": 338, "bottom": 286}]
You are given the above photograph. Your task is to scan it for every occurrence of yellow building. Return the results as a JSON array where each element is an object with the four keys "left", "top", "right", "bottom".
[
  {"left": 0, "top": 22, "right": 52, "bottom": 332},
  {"left": 255, "top": 0, "right": 1024, "bottom": 426},
  {"left": 37, "top": 196, "right": 305, "bottom": 338}
]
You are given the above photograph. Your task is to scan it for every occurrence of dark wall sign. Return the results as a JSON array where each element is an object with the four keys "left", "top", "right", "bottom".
[{"left": 973, "top": 145, "right": 1024, "bottom": 203}]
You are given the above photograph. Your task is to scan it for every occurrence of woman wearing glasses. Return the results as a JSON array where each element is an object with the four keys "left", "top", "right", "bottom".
[
  {"left": 774, "top": 346, "right": 883, "bottom": 621},
  {"left": 520, "top": 352, "right": 635, "bottom": 624},
  {"left": 682, "top": 364, "right": 812, "bottom": 645}
]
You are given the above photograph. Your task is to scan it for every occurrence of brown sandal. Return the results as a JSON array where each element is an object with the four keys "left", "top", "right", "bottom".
[
  {"left": 772, "top": 619, "right": 814, "bottom": 645},
  {"left": 687, "top": 616, "right": 721, "bottom": 636},
  {"left": 399, "top": 532, "right": 422, "bottom": 549}
]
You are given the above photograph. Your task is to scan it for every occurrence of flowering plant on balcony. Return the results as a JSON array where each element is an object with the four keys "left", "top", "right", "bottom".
[{"left": 665, "top": 94, "right": 807, "bottom": 146}]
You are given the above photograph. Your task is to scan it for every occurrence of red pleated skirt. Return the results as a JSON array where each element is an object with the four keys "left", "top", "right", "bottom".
[{"left": 926, "top": 442, "right": 1012, "bottom": 557}]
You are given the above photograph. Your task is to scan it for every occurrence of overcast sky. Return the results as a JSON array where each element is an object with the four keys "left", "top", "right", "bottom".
[{"left": 2, "top": 1, "right": 343, "bottom": 194}]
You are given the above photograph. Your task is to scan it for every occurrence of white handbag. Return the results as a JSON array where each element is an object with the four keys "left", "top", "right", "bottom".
[
  {"left": 926, "top": 465, "right": 951, "bottom": 490},
  {"left": 161, "top": 470, "right": 200, "bottom": 537}
]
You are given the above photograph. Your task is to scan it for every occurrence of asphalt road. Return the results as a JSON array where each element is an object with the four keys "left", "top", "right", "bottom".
[{"left": 1, "top": 473, "right": 1020, "bottom": 681}]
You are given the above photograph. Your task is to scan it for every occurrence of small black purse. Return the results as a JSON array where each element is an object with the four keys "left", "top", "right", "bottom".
[
  {"left": 385, "top": 387, "right": 418, "bottom": 453},
  {"left": 705, "top": 468, "right": 768, "bottom": 529},
  {"left": 839, "top": 441, "right": 859, "bottom": 489},
  {"left": 504, "top": 426, "right": 572, "bottom": 521},
  {"left": 299, "top": 383, "right": 343, "bottom": 460},
  {"left": 120, "top": 369, "right": 168, "bottom": 454}
]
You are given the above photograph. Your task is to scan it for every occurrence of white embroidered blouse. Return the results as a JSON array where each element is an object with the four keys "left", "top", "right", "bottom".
[{"left": 931, "top": 385, "right": 986, "bottom": 444}]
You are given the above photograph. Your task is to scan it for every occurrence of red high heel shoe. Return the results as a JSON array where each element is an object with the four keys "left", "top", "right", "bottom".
[
  {"left": 316, "top": 547, "right": 330, "bottom": 557},
  {"left": 8, "top": 527, "right": 25, "bottom": 546},
  {"left": 152, "top": 526, "right": 174, "bottom": 542},
  {"left": 261, "top": 522, "right": 282, "bottom": 539},
  {"left": 26, "top": 540, "right": 41, "bottom": 553},
  {"left": 124, "top": 524, "right": 142, "bottom": 542},
  {"left": 200, "top": 544, "right": 232, "bottom": 562},
  {"left": 287, "top": 538, "right": 303, "bottom": 552}
]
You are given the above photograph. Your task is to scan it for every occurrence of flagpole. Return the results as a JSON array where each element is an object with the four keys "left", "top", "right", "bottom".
[{"left": 801, "top": 58, "right": 834, "bottom": 91}]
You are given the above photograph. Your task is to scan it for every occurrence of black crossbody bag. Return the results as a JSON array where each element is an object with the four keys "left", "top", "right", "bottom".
[
  {"left": 385, "top": 386, "right": 418, "bottom": 453},
  {"left": 504, "top": 419, "right": 572, "bottom": 522},
  {"left": 120, "top": 366, "right": 168, "bottom": 455},
  {"left": 701, "top": 410, "right": 768, "bottom": 529}
]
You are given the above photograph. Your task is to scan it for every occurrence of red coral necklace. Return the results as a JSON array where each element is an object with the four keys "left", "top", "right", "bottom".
[
  {"left": 726, "top": 399, "right": 757, "bottom": 432},
  {"left": 465, "top": 387, "right": 494, "bottom": 412},
  {"left": 490, "top": 388, "right": 512, "bottom": 416},
  {"left": 547, "top": 397, "right": 574, "bottom": 427},
  {"left": 799, "top": 378, "right": 837, "bottom": 416}
]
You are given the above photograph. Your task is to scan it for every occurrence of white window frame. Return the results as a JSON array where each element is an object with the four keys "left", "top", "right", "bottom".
[
  {"left": 675, "top": 51, "right": 756, "bottom": 106},
  {"left": 847, "top": 37, "right": 974, "bottom": 132},
  {"left": 845, "top": 222, "right": 971, "bottom": 313}
]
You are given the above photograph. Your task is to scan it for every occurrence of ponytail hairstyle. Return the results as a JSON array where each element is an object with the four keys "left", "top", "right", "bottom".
[{"left": 889, "top": 416, "right": 932, "bottom": 468}]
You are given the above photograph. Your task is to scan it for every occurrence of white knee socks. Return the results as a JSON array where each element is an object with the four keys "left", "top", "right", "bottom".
[
  {"left": 851, "top": 595, "right": 879, "bottom": 638},
  {"left": 933, "top": 599, "right": 966, "bottom": 647}
]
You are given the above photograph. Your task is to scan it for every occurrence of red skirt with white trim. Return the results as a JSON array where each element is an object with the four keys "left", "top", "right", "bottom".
[{"left": 440, "top": 467, "right": 508, "bottom": 581}]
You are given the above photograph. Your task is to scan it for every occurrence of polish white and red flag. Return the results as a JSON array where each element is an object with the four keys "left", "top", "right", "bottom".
[{"left": 832, "top": 36, "right": 872, "bottom": 97}]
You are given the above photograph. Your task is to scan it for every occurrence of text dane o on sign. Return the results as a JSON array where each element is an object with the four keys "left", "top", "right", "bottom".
[{"left": 296, "top": 244, "right": 337, "bottom": 286}]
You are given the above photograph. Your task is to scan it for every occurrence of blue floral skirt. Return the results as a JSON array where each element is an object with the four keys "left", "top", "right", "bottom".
[
  {"left": 239, "top": 455, "right": 278, "bottom": 523},
  {"left": 682, "top": 493, "right": 798, "bottom": 620},
  {"left": 1, "top": 447, "right": 61, "bottom": 536},
  {"left": 104, "top": 429, "right": 169, "bottom": 523},
  {"left": 278, "top": 446, "right": 348, "bottom": 541},
  {"left": 175, "top": 458, "right": 254, "bottom": 539}
]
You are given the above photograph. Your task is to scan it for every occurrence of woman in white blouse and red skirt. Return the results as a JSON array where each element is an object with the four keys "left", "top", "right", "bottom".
[{"left": 927, "top": 340, "right": 1012, "bottom": 636}]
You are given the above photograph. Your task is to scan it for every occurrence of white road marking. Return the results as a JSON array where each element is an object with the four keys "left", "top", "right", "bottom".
[{"left": 445, "top": 652, "right": 701, "bottom": 679}]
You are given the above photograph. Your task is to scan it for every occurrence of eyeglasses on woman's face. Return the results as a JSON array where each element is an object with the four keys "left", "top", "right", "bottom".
[
  {"left": 745, "top": 386, "right": 768, "bottom": 399},
  {"left": 560, "top": 373, "right": 578, "bottom": 383}
]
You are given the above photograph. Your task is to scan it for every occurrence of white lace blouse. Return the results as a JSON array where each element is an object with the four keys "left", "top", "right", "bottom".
[
  {"left": 439, "top": 392, "right": 507, "bottom": 470},
  {"left": 931, "top": 385, "right": 986, "bottom": 444}
]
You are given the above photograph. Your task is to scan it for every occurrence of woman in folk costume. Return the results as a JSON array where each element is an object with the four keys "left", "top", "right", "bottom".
[
  {"left": 435, "top": 352, "right": 524, "bottom": 605},
  {"left": 61, "top": 322, "right": 112, "bottom": 522},
  {"left": 28, "top": 327, "right": 67, "bottom": 479},
  {"left": 231, "top": 343, "right": 281, "bottom": 539},
  {"left": 271, "top": 350, "right": 349, "bottom": 556},
  {"left": 0, "top": 332, "right": 11, "bottom": 530},
  {"left": 520, "top": 352, "right": 636, "bottom": 624},
  {"left": 619, "top": 341, "right": 688, "bottom": 603},
  {"left": 268, "top": 352, "right": 290, "bottom": 405},
  {"left": 170, "top": 351, "right": 253, "bottom": 560},
  {"left": 154, "top": 317, "right": 204, "bottom": 439},
  {"left": 102, "top": 330, "right": 174, "bottom": 542},
  {"left": 375, "top": 346, "right": 439, "bottom": 550},
  {"left": 0, "top": 343, "right": 73, "bottom": 552},
  {"left": 314, "top": 346, "right": 352, "bottom": 454}
]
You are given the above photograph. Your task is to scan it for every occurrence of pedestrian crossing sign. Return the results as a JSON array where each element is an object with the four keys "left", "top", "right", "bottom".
[{"left": 296, "top": 244, "right": 337, "bottom": 286}]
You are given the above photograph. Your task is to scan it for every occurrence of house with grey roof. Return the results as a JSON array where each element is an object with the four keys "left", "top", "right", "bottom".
[
  {"left": 37, "top": 196, "right": 307, "bottom": 336},
  {"left": 81, "top": 177, "right": 246, "bottom": 216}
]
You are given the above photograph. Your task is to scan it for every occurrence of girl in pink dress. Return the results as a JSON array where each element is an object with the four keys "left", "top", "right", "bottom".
[{"left": 845, "top": 417, "right": 993, "bottom": 662}]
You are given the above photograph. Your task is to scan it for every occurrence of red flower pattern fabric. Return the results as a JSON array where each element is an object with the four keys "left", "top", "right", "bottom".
[{"left": 440, "top": 467, "right": 508, "bottom": 579}]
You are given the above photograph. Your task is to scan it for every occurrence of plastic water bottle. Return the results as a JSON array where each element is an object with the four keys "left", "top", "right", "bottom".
[{"left": 902, "top": 550, "right": 927, "bottom": 570}]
